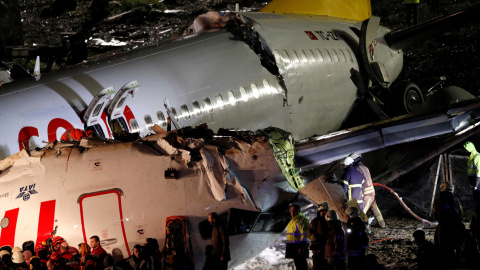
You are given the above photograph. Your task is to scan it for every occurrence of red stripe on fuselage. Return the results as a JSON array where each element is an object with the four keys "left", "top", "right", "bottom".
[
  {"left": 35, "top": 200, "right": 56, "bottom": 246},
  {"left": 48, "top": 118, "right": 74, "bottom": 142},
  {"left": 124, "top": 105, "right": 134, "bottom": 130},
  {"left": 0, "top": 208, "right": 20, "bottom": 247}
]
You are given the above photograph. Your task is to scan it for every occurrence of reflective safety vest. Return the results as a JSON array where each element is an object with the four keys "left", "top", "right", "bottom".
[
  {"left": 467, "top": 153, "right": 480, "bottom": 178},
  {"left": 286, "top": 213, "right": 310, "bottom": 244},
  {"left": 342, "top": 166, "right": 365, "bottom": 207},
  {"left": 404, "top": 0, "right": 419, "bottom": 3},
  {"left": 355, "top": 163, "right": 375, "bottom": 196}
]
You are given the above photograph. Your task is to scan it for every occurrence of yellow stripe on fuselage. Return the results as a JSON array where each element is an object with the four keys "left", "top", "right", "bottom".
[{"left": 260, "top": 0, "right": 372, "bottom": 21}]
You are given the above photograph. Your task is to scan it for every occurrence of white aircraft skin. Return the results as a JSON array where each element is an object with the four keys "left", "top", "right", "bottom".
[{"left": 0, "top": 13, "right": 402, "bottom": 160}]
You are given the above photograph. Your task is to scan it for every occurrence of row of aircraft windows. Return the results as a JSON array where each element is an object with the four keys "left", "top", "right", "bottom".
[
  {"left": 131, "top": 79, "right": 278, "bottom": 132},
  {"left": 274, "top": 48, "right": 354, "bottom": 64}
]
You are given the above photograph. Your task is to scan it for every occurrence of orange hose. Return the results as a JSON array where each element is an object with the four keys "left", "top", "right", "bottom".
[
  {"left": 370, "top": 237, "right": 403, "bottom": 244},
  {"left": 372, "top": 183, "right": 438, "bottom": 226}
]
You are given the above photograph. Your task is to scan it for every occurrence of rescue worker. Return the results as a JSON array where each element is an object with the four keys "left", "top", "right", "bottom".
[
  {"left": 404, "top": 0, "right": 419, "bottom": 26},
  {"left": 308, "top": 202, "right": 329, "bottom": 270},
  {"left": 464, "top": 141, "right": 480, "bottom": 208},
  {"left": 341, "top": 157, "right": 365, "bottom": 210},
  {"left": 60, "top": 129, "right": 94, "bottom": 141},
  {"left": 431, "top": 181, "right": 465, "bottom": 268},
  {"left": 345, "top": 207, "right": 368, "bottom": 270},
  {"left": 208, "top": 212, "right": 230, "bottom": 270},
  {"left": 52, "top": 236, "right": 79, "bottom": 269},
  {"left": 286, "top": 204, "right": 310, "bottom": 270},
  {"left": 324, "top": 210, "right": 347, "bottom": 270},
  {"left": 349, "top": 153, "right": 385, "bottom": 228}
]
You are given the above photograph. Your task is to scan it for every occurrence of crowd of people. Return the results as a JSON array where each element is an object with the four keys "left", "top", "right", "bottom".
[{"left": 0, "top": 236, "right": 163, "bottom": 270}]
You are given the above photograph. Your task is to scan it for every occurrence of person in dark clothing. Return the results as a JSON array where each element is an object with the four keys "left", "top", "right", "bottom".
[
  {"left": 144, "top": 238, "right": 162, "bottom": 270},
  {"left": 431, "top": 182, "right": 465, "bottom": 268},
  {"left": 365, "top": 254, "right": 386, "bottom": 270},
  {"left": 459, "top": 229, "right": 480, "bottom": 269},
  {"left": 208, "top": 212, "right": 230, "bottom": 270},
  {"left": 325, "top": 210, "right": 347, "bottom": 270},
  {"left": 341, "top": 157, "right": 365, "bottom": 210},
  {"left": 308, "top": 202, "right": 329, "bottom": 270},
  {"left": 412, "top": 230, "right": 438, "bottom": 270},
  {"left": 345, "top": 207, "right": 368, "bottom": 270},
  {"left": 202, "top": 245, "right": 222, "bottom": 270},
  {"left": 126, "top": 245, "right": 148, "bottom": 270}
]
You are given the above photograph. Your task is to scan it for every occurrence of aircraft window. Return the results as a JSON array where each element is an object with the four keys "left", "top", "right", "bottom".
[
  {"left": 170, "top": 107, "right": 178, "bottom": 119},
  {"left": 282, "top": 49, "right": 291, "bottom": 63},
  {"left": 228, "top": 208, "right": 259, "bottom": 235},
  {"left": 181, "top": 104, "right": 190, "bottom": 119},
  {"left": 192, "top": 101, "right": 202, "bottom": 116},
  {"left": 227, "top": 90, "right": 236, "bottom": 106},
  {"left": 203, "top": 97, "right": 213, "bottom": 112},
  {"left": 144, "top": 115, "right": 153, "bottom": 130},
  {"left": 251, "top": 84, "right": 260, "bottom": 99},
  {"left": 239, "top": 87, "right": 249, "bottom": 102},
  {"left": 156, "top": 111, "right": 166, "bottom": 127},
  {"left": 315, "top": 49, "right": 324, "bottom": 62},
  {"left": 299, "top": 50, "right": 308, "bottom": 63},
  {"left": 130, "top": 119, "right": 140, "bottom": 133},
  {"left": 215, "top": 94, "right": 224, "bottom": 109},
  {"left": 290, "top": 49, "right": 299, "bottom": 63},
  {"left": 263, "top": 80, "right": 272, "bottom": 95},
  {"left": 323, "top": 49, "right": 332, "bottom": 62},
  {"left": 308, "top": 49, "right": 316, "bottom": 63},
  {"left": 117, "top": 97, "right": 127, "bottom": 109},
  {"left": 331, "top": 49, "right": 339, "bottom": 62},
  {"left": 338, "top": 49, "right": 347, "bottom": 62},
  {"left": 251, "top": 213, "right": 290, "bottom": 233},
  {"left": 92, "top": 102, "right": 104, "bottom": 117},
  {"left": 345, "top": 49, "right": 354, "bottom": 62}
]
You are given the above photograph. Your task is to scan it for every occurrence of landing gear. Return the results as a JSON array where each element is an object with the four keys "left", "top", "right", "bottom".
[{"left": 403, "top": 82, "right": 424, "bottom": 114}]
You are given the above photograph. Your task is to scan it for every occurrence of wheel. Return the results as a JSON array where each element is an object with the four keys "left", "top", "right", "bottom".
[{"left": 403, "top": 82, "right": 424, "bottom": 114}]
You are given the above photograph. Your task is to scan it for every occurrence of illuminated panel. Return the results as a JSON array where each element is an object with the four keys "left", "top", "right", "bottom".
[{"left": 0, "top": 208, "right": 20, "bottom": 247}]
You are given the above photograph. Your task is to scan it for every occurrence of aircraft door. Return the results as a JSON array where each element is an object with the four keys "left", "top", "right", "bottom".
[
  {"left": 83, "top": 87, "right": 116, "bottom": 139},
  {"left": 107, "top": 81, "right": 140, "bottom": 134},
  {"left": 79, "top": 189, "right": 130, "bottom": 257}
]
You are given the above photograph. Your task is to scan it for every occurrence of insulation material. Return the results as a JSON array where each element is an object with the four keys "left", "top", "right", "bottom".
[
  {"left": 219, "top": 154, "right": 249, "bottom": 205},
  {"left": 0, "top": 149, "right": 44, "bottom": 183},
  {"left": 199, "top": 145, "right": 228, "bottom": 201}
]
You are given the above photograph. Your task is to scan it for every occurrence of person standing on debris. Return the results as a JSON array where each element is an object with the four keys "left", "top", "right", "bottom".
[
  {"left": 345, "top": 207, "right": 369, "bottom": 270},
  {"left": 208, "top": 212, "right": 230, "bottom": 270},
  {"left": 464, "top": 141, "right": 480, "bottom": 208},
  {"left": 412, "top": 230, "right": 438, "bottom": 269},
  {"left": 286, "top": 204, "right": 310, "bottom": 270},
  {"left": 404, "top": 0, "right": 419, "bottom": 26},
  {"left": 349, "top": 153, "right": 385, "bottom": 228},
  {"left": 341, "top": 157, "right": 365, "bottom": 210},
  {"left": 308, "top": 202, "right": 329, "bottom": 270},
  {"left": 324, "top": 210, "right": 347, "bottom": 270},
  {"left": 432, "top": 181, "right": 465, "bottom": 268}
]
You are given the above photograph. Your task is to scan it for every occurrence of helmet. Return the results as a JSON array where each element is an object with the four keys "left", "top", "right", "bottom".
[
  {"left": 52, "top": 236, "right": 65, "bottom": 246},
  {"left": 12, "top": 247, "right": 22, "bottom": 253},
  {"left": 325, "top": 210, "right": 339, "bottom": 221},
  {"left": 318, "top": 202, "right": 330, "bottom": 212},
  {"left": 342, "top": 157, "right": 354, "bottom": 166},
  {"left": 440, "top": 182, "right": 454, "bottom": 193},
  {"left": 35, "top": 242, "right": 46, "bottom": 253},
  {"left": 0, "top": 250, "right": 10, "bottom": 259},
  {"left": 349, "top": 152, "right": 362, "bottom": 161},
  {"left": 12, "top": 251, "right": 24, "bottom": 264},
  {"left": 464, "top": 141, "right": 476, "bottom": 153},
  {"left": 346, "top": 207, "right": 360, "bottom": 219}
]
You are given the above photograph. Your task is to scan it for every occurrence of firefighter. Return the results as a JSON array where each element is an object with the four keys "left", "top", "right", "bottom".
[
  {"left": 349, "top": 153, "right": 385, "bottom": 228},
  {"left": 325, "top": 210, "right": 347, "bottom": 270},
  {"left": 60, "top": 128, "right": 94, "bottom": 141},
  {"left": 432, "top": 181, "right": 465, "bottom": 268},
  {"left": 286, "top": 204, "right": 310, "bottom": 270},
  {"left": 345, "top": 207, "right": 369, "bottom": 270},
  {"left": 308, "top": 202, "right": 329, "bottom": 270},
  {"left": 341, "top": 157, "right": 365, "bottom": 210},
  {"left": 464, "top": 141, "right": 480, "bottom": 208}
]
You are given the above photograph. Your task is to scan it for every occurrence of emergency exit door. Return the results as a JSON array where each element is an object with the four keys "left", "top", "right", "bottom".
[{"left": 79, "top": 189, "right": 130, "bottom": 257}]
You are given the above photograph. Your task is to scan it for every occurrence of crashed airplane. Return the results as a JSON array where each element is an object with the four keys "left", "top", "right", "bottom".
[{"left": 1, "top": 0, "right": 480, "bottom": 268}]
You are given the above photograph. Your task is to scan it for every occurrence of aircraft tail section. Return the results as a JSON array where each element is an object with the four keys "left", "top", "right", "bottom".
[{"left": 260, "top": 0, "right": 372, "bottom": 21}]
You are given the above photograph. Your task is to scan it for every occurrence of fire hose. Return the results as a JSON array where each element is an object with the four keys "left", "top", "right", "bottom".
[{"left": 373, "top": 183, "right": 438, "bottom": 226}]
